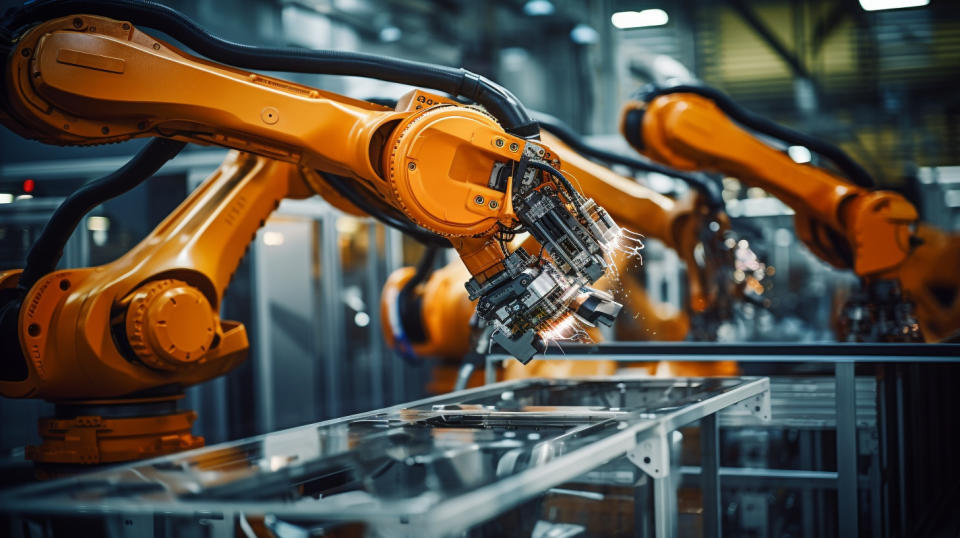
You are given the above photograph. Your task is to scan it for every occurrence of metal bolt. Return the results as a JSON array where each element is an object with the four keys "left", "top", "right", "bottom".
[
  {"left": 509, "top": 142, "right": 519, "bottom": 152},
  {"left": 20, "top": 48, "right": 30, "bottom": 57},
  {"left": 408, "top": 162, "right": 416, "bottom": 171},
  {"left": 488, "top": 200, "right": 499, "bottom": 209},
  {"left": 153, "top": 43, "right": 161, "bottom": 50},
  {"left": 101, "top": 126, "right": 110, "bottom": 135},
  {"left": 495, "top": 138, "right": 505, "bottom": 148},
  {"left": 72, "top": 17, "right": 83, "bottom": 28},
  {"left": 474, "top": 195, "right": 485, "bottom": 205},
  {"left": 122, "top": 23, "right": 131, "bottom": 31}
]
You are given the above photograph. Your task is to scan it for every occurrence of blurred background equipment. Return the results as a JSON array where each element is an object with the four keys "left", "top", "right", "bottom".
[{"left": 1, "top": 0, "right": 959, "bottom": 537}]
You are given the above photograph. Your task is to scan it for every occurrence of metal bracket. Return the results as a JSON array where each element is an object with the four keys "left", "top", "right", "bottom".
[
  {"left": 740, "top": 390, "right": 772, "bottom": 422},
  {"left": 627, "top": 433, "right": 670, "bottom": 479}
]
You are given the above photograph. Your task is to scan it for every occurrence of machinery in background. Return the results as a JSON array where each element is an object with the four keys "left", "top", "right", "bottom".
[
  {"left": 621, "top": 85, "right": 960, "bottom": 342},
  {"left": 0, "top": 1, "right": 625, "bottom": 467}
]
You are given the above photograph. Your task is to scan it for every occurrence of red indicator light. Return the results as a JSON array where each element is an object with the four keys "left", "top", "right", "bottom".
[{"left": 22, "top": 179, "right": 36, "bottom": 193}]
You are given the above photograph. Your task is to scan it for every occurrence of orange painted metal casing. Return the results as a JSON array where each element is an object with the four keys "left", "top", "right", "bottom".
[
  {"left": 621, "top": 93, "right": 960, "bottom": 341},
  {"left": 380, "top": 129, "right": 740, "bottom": 383},
  {"left": 380, "top": 260, "right": 477, "bottom": 359},
  {"left": 27, "top": 398, "right": 203, "bottom": 465},
  {"left": 1, "top": 152, "right": 308, "bottom": 400},
  {"left": 1, "top": 14, "right": 559, "bottom": 404},
  {"left": 622, "top": 94, "right": 917, "bottom": 278}
]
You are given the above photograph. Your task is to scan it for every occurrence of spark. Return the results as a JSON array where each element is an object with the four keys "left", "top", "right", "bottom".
[
  {"left": 599, "top": 227, "right": 645, "bottom": 287},
  {"left": 540, "top": 315, "right": 593, "bottom": 354}
]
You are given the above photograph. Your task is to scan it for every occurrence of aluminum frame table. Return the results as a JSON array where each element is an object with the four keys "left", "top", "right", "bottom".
[{"left": 0, "top": 376, "right": 770, "bottom": 538}]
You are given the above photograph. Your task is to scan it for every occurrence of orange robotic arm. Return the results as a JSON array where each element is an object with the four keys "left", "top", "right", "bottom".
[
  {"left": 0, "top": 9, "right": 625, "bottom": 403},
  {"left": 621, "top": 87, "right": 959, "bottom": 340},
  {"left": 380, "top": 128, "right": 738, "bottom": 360}
]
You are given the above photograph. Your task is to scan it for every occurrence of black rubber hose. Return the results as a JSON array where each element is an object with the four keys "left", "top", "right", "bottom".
[
  {"left": 318, "top": 172, "right": 451, "bottom": 248},
  {"left": 3, "top": 0, "right": 538, "bottom": 137},
  {"left": 530, "top": 110, "right": 724, "bottom": 210},
  {"left": 396, "top": 244, "right": 441, "bottom": 344},
  {"left": 18, "top": 138, "right": 186, "bottom": 291},
  {"left": 637, "top": 84, "right": 875, "bottom": 188},
  {"left": 525, "top": 160, "right": 581, "bottom": 201}
]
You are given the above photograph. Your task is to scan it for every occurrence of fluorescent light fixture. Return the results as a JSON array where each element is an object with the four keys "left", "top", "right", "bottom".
[
  {"left": 859, "top": 0, "right": 929, "bottom": 11},
  {"left": 263, "top": 231, "right": 285, "bottom": 246},
  {"left": 570, "top": 23, "right": 599, "bottom": 45},
  {"left": 787, "top": 145, "right": 812, "bottom": 164},
  {"left": 378, "top": 25, "right": 402, "bottom": 43},
  {"left": 523, "top": 0, "right": 555, "bottom": 16},
  {"left": 611, "top": 9, "right": 669, "bottom": 29},
  {"left": 0, "top": 193, "right": 12, "bottom": 204},
  {"left": 87, "top": 216, "right": 110, "bottom": 231}
]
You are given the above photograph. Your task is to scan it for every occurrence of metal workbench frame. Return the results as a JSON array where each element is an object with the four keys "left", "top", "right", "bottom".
[
  {"left": 0, "top": 376, "right": 770, "bottom": 538},
  {"left": 485, "top": 342, "right": 960, "bottom": 537}
]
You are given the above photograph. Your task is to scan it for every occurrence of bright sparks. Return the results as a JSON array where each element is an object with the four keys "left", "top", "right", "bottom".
[
  {"left": 599, "top": 227, "right": 645, "bottom": 285},
  {"left": 540, "top": 315, "right": 592, "bottom": 352}
]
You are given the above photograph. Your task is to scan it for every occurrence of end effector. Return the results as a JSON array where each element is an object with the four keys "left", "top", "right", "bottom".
[{"left": 466, "top": 144, "right": 624, "bottom": 363}]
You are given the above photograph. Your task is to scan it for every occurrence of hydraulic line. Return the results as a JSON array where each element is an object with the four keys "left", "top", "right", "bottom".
[
  {"left": 634, "top": 84, "right": 875, "bottom": 188},
  {"left": 319, "top": 172, "right": 451, "bottom": 248},
  {"left": 19, "top": 138, "right": 186, "bottom": 291},
  {"left": 2, "top": 0, "right": 538, "bottom": 137},
  {"left": 397, "top": 245, "right": 442, "bottom": 344},
  {"left": 531, "top": 111, "right": 724, "bottom": 209}
]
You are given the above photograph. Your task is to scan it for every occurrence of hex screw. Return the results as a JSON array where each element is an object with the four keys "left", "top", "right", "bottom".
[
  {"left": 20, "top": 48, "right": 30, "bottom": 57},
  {"left": 495, "top": 138, "right": 505, "bottom": 148},
  {"left": 488, "top": 200, "right": 499, "bottom": 209},
  {"left": 122, "top": 23, "right": 131, "bottom": 31},
  {"left": 474, "top": 195, "right": 485, "bottom": 205},
  {"left": 72, "top": 17, "right": 83, "bottom": 28},
  {"left": 509, "top": 142, "right": 519, "bottom": 152},
  {"left": 408, "top": 162, "right": 417, "bottom": 171}
]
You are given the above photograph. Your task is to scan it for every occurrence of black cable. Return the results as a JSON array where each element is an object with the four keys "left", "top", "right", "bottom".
[
  {"left": 3, "top": 0, "right": 538, "bottom": 137},
  {"left": 395, "top": 245, "right": 441, "bottom": 355},
  {"left": 18, "top": 138, "right": 186, "bottom": 291},
  {"left": 636, "top": 84, "right": 875, "bottom": 188},
  {"left": 398, "top": 245, "right": 441, "bottom": 315},
  {"left": 525, "top": 159, "right": 580, "bottom": 201},
  {"left": 531, "top": 110, "right": 724, "bottom": 209},
  {"left": 318, "top": 172, "right": 451, "bottom": 248}
]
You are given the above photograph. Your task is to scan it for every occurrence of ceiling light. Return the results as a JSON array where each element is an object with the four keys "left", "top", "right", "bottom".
[
  {"left": 263, "top": 231, "right": 285, "bottom": 246},
  {"left": 611, "top": 9, "right": 669, "bottom": 29},
  {"left": 859, "top": 0, "right": 929, "bottom": 11},
  {"left": 87, "top": 216, "right": 110, "bottom": 232},
  {"left": 523, "top": 0, "right": 555, "bottom": 16},
  {"left": 378, "top": 25, "right": 402, "bottom": 43},
  {"left": 570, "top": 24, "right": 599, "bottom": 45}
]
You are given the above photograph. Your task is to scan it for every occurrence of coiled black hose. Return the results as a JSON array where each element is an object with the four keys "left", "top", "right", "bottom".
[
  {"left": 3, "top": 0, "right": 538, "bottom": 137},
  {"left": 18, "top": 138, "right": 187, "bottom": 291},
  {"left": 633, "top": 84, "right": 875, "bottom": 188},
  {"left": 531, "top": 110, "right": 724, "bottom": 210},
  {"left": 396, "top": 245, "right": 441, "bottom": 347},
  {"left": 319, "top": 173, "right": 451, "bottom": 248}
]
